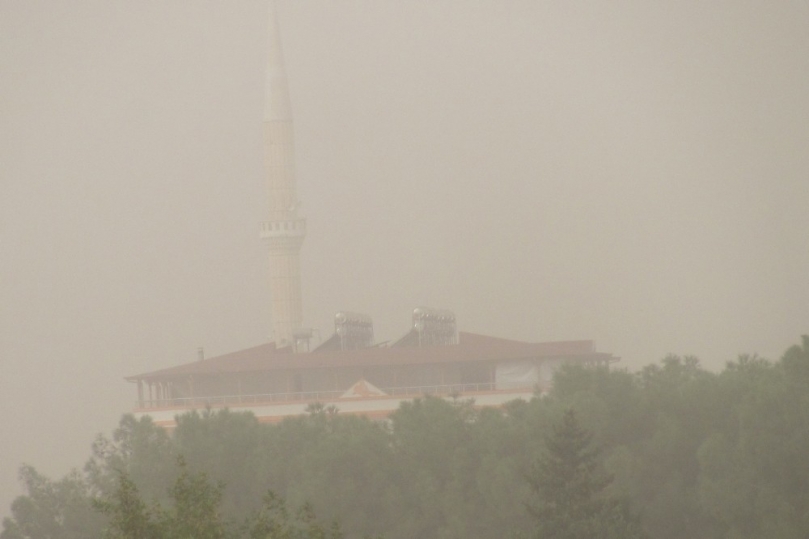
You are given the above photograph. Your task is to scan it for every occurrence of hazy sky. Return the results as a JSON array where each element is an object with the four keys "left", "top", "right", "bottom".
[{"left": 1, "top": 0, "right": 808, "bottom": 517}]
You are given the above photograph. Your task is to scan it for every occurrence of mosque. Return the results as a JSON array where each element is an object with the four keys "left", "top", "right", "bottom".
[{"left": 126, "top": 2, "right": 618, "bottom": 429}]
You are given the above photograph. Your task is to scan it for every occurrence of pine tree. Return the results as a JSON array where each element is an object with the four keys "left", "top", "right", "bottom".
[{"left": 526, "top": 409, "right": 645, "bottom": 539}]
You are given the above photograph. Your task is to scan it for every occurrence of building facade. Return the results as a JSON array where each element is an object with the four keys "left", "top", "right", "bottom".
[
  {"left": 127, "top": 320, "right": 617, "bottom": 428},
  {"left": 126, "top": 3, "right": 619, "bottom": 428}
]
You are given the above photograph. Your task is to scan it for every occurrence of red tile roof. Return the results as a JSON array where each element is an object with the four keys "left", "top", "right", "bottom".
[{"left": 126, "top": 332, "right": 616, "bottom": 382}]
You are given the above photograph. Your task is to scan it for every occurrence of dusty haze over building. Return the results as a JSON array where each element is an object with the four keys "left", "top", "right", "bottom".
[
  {"left": 1, "top": 0, "right": 808, "bottom": 519},
  {"left": 261, "top": 3, "right": 306, "bottom": 349}
]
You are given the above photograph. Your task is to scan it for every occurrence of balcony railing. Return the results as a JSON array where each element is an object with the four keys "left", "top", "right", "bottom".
[{"left": 136, "top": 382, "right": 502, "bottom": 410}]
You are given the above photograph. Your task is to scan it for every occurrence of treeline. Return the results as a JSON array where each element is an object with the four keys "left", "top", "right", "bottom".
[{"left": 4, "top": 337, "right": 809, "bottom": 539}]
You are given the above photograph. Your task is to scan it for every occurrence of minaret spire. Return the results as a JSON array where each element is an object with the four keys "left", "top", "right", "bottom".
[
  {"left": 260, "top": 0, "right": 306, "bottom": 349},
  {"left": 264, "top": 0, "right": 291, "bottom": 123}
]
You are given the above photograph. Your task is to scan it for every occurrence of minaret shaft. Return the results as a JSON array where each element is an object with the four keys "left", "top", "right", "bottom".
[
  {"left": 261, "top": 1, "right": 305, "bottom": 349},
  {"left": 263, "top": 121, "right": 298, "bottom": 220}
]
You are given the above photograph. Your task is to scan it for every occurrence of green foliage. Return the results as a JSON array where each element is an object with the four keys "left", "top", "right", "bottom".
[
  {"left": 93, "top": 469, "right": 158, "bottom": 539},
  {"left": 1, "top": 466, "right": 105, "bottom": 539},
  {"left": 172, "top": 409, "right": 267, "bottom": 520},
  {"left": 694, "top": 339, "right": 809, "bottom": 538},
  {"left": 6, "top": 336, "right": 809, "bottom": 539},
  {"left": 526, "top": 409, "right": 644, "bottom": 539},
  {"left": 85, "top": 415, "right": 175, "bottom": 505},
  {"left": 158, "top": 457, "right": 227, "bottom": 539},
  {"left": 93, "top": 457, "right": 338, "bottom": 539},
  {"left": 246, "top": 492, "right": 343, "bottom": 539}
]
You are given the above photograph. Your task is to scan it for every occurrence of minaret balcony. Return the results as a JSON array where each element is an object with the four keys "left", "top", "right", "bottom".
[{"left": 260, "top": 218, "right": 307, "bottom": 240}]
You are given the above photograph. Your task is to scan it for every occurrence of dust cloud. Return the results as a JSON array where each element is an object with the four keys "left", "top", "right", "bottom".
[{"left": 1, "top": 0, "right": 807, "bottom": 518}]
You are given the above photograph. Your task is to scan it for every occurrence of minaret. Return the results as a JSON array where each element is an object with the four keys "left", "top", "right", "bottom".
[{"left": 260, "top": 1, "right": 305, "bottom": 349}]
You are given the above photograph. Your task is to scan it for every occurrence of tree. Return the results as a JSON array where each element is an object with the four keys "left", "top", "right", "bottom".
[
  {"left": 85, "top": 414, "right": 175, "bottom": 507},
  {"left": 92, "top": 456, "right": 340, "bottom": 539},
  {"left": 156, "top": 457, "right": 227, "bottom": 539},
  {"left": 696, "top": 338, "right": 809, "bottom": 538},
  {"left": 246, "top": 492, "right": 343, "bottom": 539},
  {"left": 526, "top": 409, "right": 645, "bottom": 539},
  {"left": 0, "top": 466, "right": 105, "bottom": 539},
  {"left": 92, "top": 469, "right": 159, "bottom": 539}
]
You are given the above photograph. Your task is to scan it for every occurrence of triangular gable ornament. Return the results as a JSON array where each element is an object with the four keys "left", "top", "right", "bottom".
[{"left": 340, "top": 378, "right": 387, "bottom": 399}]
